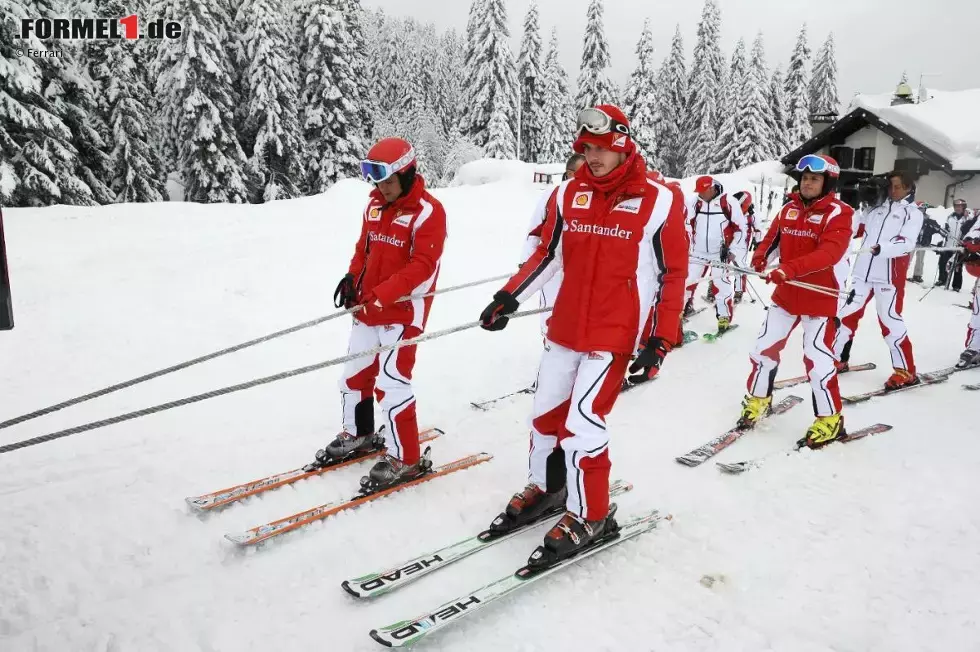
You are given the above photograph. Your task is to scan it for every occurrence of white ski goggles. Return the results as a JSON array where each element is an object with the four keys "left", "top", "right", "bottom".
[
  {"left": 359, "top": 147, "right": 416, "bottom": 184},
  {"left": 575, "top": 108, "right": 630, "bottom": 138}
]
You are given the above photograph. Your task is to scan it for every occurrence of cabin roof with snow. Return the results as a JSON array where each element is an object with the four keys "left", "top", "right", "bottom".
[{"left": 782, "top": 89, "right": 980, "bottom": 175}]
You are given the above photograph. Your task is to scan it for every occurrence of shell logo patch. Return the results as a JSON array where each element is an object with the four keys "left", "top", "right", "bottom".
[
  {"left": 368, "top": 207, "right": 381, "bottom": 221},
  {"left": 573, "top": 192, "right": 593, "bottom": 209},
  {"left": 785, "top": 209, "right": 799, "bottom": 222}
]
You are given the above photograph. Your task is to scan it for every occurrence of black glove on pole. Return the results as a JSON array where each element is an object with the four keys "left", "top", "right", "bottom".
[{"left": 479, "top": 291, "right": 519, "bottom": 331}]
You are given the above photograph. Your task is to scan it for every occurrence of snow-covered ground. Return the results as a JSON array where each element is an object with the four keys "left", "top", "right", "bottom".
[{"left": 1, "top": 174, "right": 979, "bottom": 652}]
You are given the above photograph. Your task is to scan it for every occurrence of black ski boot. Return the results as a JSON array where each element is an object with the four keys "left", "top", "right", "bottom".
[
  {"left": 305, "top": 427, "right": 386, "bottom": 472},
  {"left": 359, "top": 446, "right": 433, "bottom": 495},
  {"left": 956, "top": 348, "right": 980, "bottom": 369},
  {"left": 734, "top": 291, "right": 744, "bottom": 304},
  {"left": 483, "top": 483, "right": 568, "bottom": 539},
  {"left": 683, "top": 299, "right": 696, "bottom": 318},
  {"left": 524, "top": 503, "right": 620, "bottom": 572}
]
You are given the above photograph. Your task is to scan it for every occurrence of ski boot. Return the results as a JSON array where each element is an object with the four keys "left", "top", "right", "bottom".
[
  {"left": 683, "top": 299, "right": 696, "bottom": 319},
  {"left": 797, "top": 413, "right": 845, "bottom": 450},
  {"left": 305, "top": 427, "right": 386, "bottom": 472},
  {"left": 884, "top": 368, "right": 918, "bottom": 391},
  {"left": 737, "top": 394, "right": 772, "bottom": 430},
  {"left": 734, "top": 291, "right": 744, "bottom": 304},
  {"left": 956, "top": 349, "right": 980, "bottom": 370},
  {"left": 485, "top": 483, "right": 568, "bottom": 539},
  {"left": 359, "top": 446, "right": 433, "bottom": 495},
  {"left": 716, "top": 317, "right": 731, "bottom": 334},
  {"left": 525, "top": 504, "right": 620, "bottom": 572}
]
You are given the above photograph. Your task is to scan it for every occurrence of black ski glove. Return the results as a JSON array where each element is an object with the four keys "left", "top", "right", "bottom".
[
  {"left": 627, "top": 336, "right": 673, "bottom": 383},
  {"left": 720, "top": 243, "right": 731, "bottom": 263},
  {"left": 334, "top": 273, "right": 357, "bottom": 309},
  {"left": 480, "top": 291, "right": 519, "bottom": 331}
]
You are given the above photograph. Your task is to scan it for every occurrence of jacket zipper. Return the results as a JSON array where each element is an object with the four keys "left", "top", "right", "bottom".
[{"left": 865, "top": 201, "right": 891, "bottom": 283}]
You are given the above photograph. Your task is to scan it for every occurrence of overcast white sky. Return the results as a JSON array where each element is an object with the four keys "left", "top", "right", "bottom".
[{"left": 363, "top": 0, "right": 977, "bottom": 107}]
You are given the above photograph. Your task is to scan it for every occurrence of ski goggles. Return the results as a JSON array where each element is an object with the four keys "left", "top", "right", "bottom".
[
  {"left": 795, "top": 154, "right": 840, "bottom": 176},
  {"left": 359, "top": 147, "right": 416, "bottom": 184},
  {"left": 575, "top": 108, "right": 630, "bottom": 138}
]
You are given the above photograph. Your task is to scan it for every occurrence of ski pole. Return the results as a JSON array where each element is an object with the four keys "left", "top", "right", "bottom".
[
  {"left": 0, "top": 272, "right": 513, "bottom": 431},
  {"left": 744, "top": 277, "right": 769, "bottom": 310},
  {"left": 848, "top": 245, "right": 964, "bottom": 256},
  {"left": 0, "top": 306, "right": 552, "bottom": 455},
  {"left": 705, "top": 260, "right": 848, "bottom": 299}
]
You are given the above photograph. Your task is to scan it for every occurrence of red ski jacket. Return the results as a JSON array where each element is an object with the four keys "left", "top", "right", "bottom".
[
  {"left": 347, "top": 175, "right": 447, "bottom": 330},
  {"left": 501, "top": 155, "right": 689, "bottom": 353},
  {"left": 752, "top": 193, "right": 854, "bottom": 317}
]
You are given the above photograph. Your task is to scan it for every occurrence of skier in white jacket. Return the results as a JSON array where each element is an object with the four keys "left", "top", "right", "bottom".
[
  {"left": 833, "top": 170, "right": 923, "bottom": 390},
  {"left": 683, "top": 175, "right": 750, "bottom": 333},
  {"left": 520, "top": 153, "right": 585, "bottom": 337}
]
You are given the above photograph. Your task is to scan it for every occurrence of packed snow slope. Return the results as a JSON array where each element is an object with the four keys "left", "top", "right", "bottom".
[{"left": 1, "top": 174, "right": 979, "bottom": 652}]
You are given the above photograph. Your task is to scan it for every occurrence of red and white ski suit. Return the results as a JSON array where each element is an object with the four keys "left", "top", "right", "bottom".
[
  {"left": 963, "top": 221, "right": 980, "bottom": 351},
  {"left": 520, "top": 188, "right": 563, "bottom": 337},
  {"left": 685, "top": 192, "right": 750, "bottom": 320},
  {"left": 748, "top": 193, "right": 854, "bottom": 416},
  {"left": 499, "top": 155, "right": 688, "bottom": 522},
  {"left": 833, "top": 196, "right": 923, "bottom": 374},
  {"left": 340, "top": 176, "right": 447, "bottom": 464}
]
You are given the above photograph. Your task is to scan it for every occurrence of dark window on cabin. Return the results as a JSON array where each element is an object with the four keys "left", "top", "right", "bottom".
[
  {"left": 854, "top": 147, "right": 875, "bottom": 171},
  {"left": 829, "top": 146, "right": 854, "bottom": 169}
]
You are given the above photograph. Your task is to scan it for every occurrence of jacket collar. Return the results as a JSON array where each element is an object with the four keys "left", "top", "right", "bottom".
[{"left": 792, "top": 192, "right": 837, "bottom": 212}]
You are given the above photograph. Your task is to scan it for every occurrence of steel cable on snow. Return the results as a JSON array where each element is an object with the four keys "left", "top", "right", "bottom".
[
  {"left": 0, "top": 273, "right": 511, "bottom": 432},
  {"left": 0, "top": 307, "right": 550, "bottom": 455}
]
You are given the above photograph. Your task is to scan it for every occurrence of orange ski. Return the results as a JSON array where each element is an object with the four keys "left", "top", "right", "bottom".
[
  {"left": 225, "top": 452, "right": 493, "bottom": 546},
  {"left": 186, "top": 428, "right": 443, "bottom": 512}
]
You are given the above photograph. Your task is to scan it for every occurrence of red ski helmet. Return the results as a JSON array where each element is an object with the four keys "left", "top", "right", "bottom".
[
  {"left": 573, "top": 104, "right": 634, "bottom": 154},
  {"left": 793, "top": 154, "right": 841, "bottom": 196},
  {"left": 360, "top": 138, "right": 417, "bottom": 184}
]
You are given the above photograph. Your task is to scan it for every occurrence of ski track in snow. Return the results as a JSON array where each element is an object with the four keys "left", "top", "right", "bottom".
[{"left": 1, "top": 180, "right": 979, "bottom": 651}]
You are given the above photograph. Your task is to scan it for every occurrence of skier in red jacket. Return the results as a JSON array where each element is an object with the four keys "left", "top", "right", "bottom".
[
  {"left": 321, "top": 137, "right": 447, "bottom": 491},
  {"left": 740, "top": 155, "right": 855, "bottom": 448},
  {"left": 479, "top": 104, "right": 689, "bottom": 566}
]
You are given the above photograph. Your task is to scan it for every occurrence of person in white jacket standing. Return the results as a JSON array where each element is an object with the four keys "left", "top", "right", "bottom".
[
  {"left": 937, "top": 199, "right": 968, "bottom": 290},
  {"left": 683, "top": 175, "right": 750, "bottom": 333},
  {"left": 958, "top": 220, "right": 980, "bottom": 369},
  {"left": 520, "top": 153, "right": 585, "bottom": 337},
  {"left": 833, "top": 170, "right": 923, "bottom": 390}
]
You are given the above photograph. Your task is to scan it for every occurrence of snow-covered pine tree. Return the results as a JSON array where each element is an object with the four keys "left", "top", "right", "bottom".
[
  {"left": 485, "top": 103, "right": 517, "bottom": 160},
  {"left": 517, "top": 1, "right": 544, "bottom": 162},
  {"left": 809, "top": 32, "right": 839, "bottom": 117},
  {"left": 33, "top": 0, "right": 116, "bottom": 205},
  {"left": 154, "top": 0, "right": 250, "bottom": 203},
  {"left": 539, "top": 28, "right": 574, "bottom": 163},
  {"left": 575, "top": 0, "right": 618, "bottom": 108},
  {"left": 434, "top": 29, "right": 465, "bottom": 136},
  {"left": 465, "top": 0, "right": 518, "bottom": 154},
  {"left": 85, "top": 0, "right": 168, "bottom": 202},
  {"left": 731, "top": 33, "right": 776, "bottom": 169},
  {"left": 784, "top": 24, "right": 812, "bottom": 151},
  {"left": 715, "top": 38, "right": 747, "bottom": 173},
  {"left": 342, "top": 0, "right": 374, "bottom": 151},
  {"left": 685, "top": 0, "right": 726, "bottom": 175},
  {"left": 621, "top": 19, "right": 660, "bottom": 169},
  {"left": 458, "top": 0, "right": 487, "bottom": 136},
  {"left": 0, "top": 0, "right": 70, "bottom": 205},
  {"left": 656, "top": 24, "right": 688, "bottom": 178},
  {"left": 768, "top": 66, "right": 791, "bottom": 159},
  {"left": 441, "top": 124, "right": 483, "bottom": 185},
  {"left": 237, "top": 0, "right": 304, "bottom": 201},
  {"left": 296, "top": 0, "right": 366, "bottom": 192}
]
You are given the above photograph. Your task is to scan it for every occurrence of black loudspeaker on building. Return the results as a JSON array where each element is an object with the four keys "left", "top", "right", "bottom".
[{"left": 0, "top": 206, "right": 13, "bottom": 330}]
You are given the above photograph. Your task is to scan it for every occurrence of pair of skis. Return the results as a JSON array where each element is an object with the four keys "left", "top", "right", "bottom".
[
  {"left": 185, "top": 428, "right": 494, "bottom": 547},
  {"left": 367, "top": 507, "right": 664, "bottom": 647}
]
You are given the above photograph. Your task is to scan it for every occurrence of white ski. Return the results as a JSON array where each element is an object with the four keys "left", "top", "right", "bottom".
[
  {"left": 341, "top": 479, "right": 633, "bottom": 599},
  {"left": 368, "top": 508, "right": 664, "bottom": 648}
]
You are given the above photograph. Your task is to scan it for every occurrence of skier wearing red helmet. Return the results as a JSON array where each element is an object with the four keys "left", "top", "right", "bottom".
[
  {"left": 740, "top": 154, "right": 855, "bottom": 449},
  {"left": 478, "top": 104, "right": 689, "bottom": 565},
  {"left": 684, "top": 174, "right": 750, "bottom": 335},
  {"left": 319, "top": 137, "right": 447, "bottom": 492}
]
